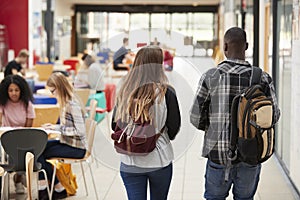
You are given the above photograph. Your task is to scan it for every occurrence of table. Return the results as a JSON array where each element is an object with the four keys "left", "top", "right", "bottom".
[{"left": 53, "top": 64, "right": 71, "bottom": 71}]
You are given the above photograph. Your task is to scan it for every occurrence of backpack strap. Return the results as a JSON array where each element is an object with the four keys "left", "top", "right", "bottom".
[
  {"left": 228, "top": 66, "right": 262, "bottom": 161},
  {"left": 251, "top": 66, "right": 262, "bottom": 85}
]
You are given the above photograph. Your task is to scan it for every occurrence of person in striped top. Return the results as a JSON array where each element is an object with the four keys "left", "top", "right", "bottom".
[{"left": 38, "top": 72, "right": 87, "bottom": 200}]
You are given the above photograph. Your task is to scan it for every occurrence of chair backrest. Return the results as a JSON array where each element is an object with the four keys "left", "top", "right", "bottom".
[
  {"left": 25, "top": 152, "right": 34, "bottom": 200},
  {"left": 1, "top": 129, "right": 48, "bottom": 171},
  {"left": 74, "top": 88, "right": 90, "bottom": 106},
  {"left": 104, "top": 83, "right": 116, "bottom": 112},
  {"left": 88, "top": 99, "right": 98, "bottom": 120},
  {"left": 35, "top": 64, "right": 54, "bottom": 81},
  {"left": 63, "top": 59, "right": 79, "bottom": 73},
  {"left": 32, "top": 105, "right": 60, "bottom": 127},
  {"left": 85, "top": 118, "right": 97, "bottom": 157}
]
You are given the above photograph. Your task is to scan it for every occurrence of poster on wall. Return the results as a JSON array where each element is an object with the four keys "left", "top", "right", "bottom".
[{"left": 32, "top": 12, "right": 41, "bottom": 39}]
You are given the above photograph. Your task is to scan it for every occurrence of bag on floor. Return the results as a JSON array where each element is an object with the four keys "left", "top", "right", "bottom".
[{"left": 228, "top": 67, "right": 276, "bottom": 165}]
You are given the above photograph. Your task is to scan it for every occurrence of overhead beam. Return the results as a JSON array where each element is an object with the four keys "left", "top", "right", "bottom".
[{"left": 74, "top": 4, "right": 219, "bottom": 13}]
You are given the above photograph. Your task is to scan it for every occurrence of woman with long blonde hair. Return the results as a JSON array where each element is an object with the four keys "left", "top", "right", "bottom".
[
  {"left": 38, "top": 72, "right": 86, "bottom": 200},
  {"left": 111, "top": 45, "right": 181, "bottom": 200}
]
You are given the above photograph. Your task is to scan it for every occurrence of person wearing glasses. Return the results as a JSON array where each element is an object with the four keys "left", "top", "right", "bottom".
[
  {"left": 0, "top": 75, "right": 35, "bottom": 194},
  {"left": 38, "top": 72, "right": 87, "bottom": 200}
]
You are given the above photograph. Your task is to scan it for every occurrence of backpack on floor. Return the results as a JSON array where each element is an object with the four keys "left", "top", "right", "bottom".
[{"left": 228, "top": 67, "right": 275, "bottom": 165}]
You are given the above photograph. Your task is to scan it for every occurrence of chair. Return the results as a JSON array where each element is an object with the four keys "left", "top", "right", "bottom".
[
  {"left": 32, "top": 105, "right": 60, "bottom": 127},
  {"left": 0, "top": 129, "right": 50, "bottom": 200},
  {"left": 33, "top": 94, "right": 57, "bottom": 105},
  {"left": 25, "top": 152, "right": 36, "bottom": 200},
  {"left": 63, "top": 59, "right": 79, "bottom": 74},
  {"left": 86, "top": 92, "right": 106, "bottom": 123},
  {"left": 35, "top": 64, "right": 54, "bottom": 81},
  {"left": 95, "top": 83, "right": 116, "bottom": 132},
  {"left": 74, "top": 88, "right": 91, "bottom": 106},
  {"left": 48, "top": 118, "right": 99, "bottom": 199}
]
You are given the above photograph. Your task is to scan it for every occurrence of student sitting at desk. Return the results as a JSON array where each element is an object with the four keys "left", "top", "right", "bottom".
[
  {"left": 0, "top": 75, "right": 36, "bottom": 194},
  {"left": 75, "top": 53, "right": 105, "bottom": 93},
  {"left": 38, "top": 73, "right": 87, "bottom": 200},
  {"left": 113, "top": 37, "right": 131, "bottom": 71}
]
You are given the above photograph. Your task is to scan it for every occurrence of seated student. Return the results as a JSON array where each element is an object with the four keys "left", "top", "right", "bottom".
[
  {"left": 75, "top": 53, "right": 105, "bottom": 93},
  {"left": 113, "top": 37, "right": 131, "bottom": 71},
  {"left": 4, "top": 49, "right": 29, "bottom": 77},
  {"left": 0, "top": 75, "right": 35, "bottom": 194},
  {"left": 38, "top": 73, "right": 87, "bottom": 200}
]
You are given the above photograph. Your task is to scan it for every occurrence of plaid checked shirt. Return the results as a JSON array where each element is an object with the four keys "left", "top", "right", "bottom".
[
  {"left": 190, "top": 59, "right": 280, "bottom": 165},
  {"left": 59, "top": 100, "right": 87, "bottom": 150}
]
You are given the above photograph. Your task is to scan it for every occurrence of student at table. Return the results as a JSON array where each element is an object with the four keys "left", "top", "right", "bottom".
[
  {"left": 0, "top": 75, "right": 35, "bottom": 194},
  {"left": 38, "top": 72, "right": 87, "bottom": 200},
  {"left": 74, "top": 53, "right": 105, "bottom": 92}
]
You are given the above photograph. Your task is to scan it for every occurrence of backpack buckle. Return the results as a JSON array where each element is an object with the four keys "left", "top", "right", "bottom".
[{"left": 227, "top": 149, "right": 237, "bottom": 161}]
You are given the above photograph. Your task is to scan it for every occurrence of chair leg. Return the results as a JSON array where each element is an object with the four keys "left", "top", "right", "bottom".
[
  {"left": 49, "top": 164, "right": 57, "bottom": 200},
  {"left": 80, "top": 162, "right": 88, "bottom": 196},
  {"left": 1, "top": 172, "right": 9, "bottom": 200},
  {"left": 87, "top": 161, "right": 99, "bottom": 200},
  {"left": 39, "top": 169, "right": 51, "bottom": 199}
]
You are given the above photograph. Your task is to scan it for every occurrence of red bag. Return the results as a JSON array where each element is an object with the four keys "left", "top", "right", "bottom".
[{"left": 111, "top": 119, "right": 162, "bottom": 156}]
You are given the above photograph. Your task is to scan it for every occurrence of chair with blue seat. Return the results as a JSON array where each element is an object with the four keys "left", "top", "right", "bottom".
[
  {"left": 33, "top": 94, "right": 57, "bottom": 105},
  {"left": 97, "top": 51, "right": 109, "bottom": 64},
  {"left": 0, "top": 129, "right": 50, "bottom": 200}
]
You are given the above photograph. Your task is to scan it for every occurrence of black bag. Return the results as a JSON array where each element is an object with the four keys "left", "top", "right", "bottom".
[{"left": 228, "top": 67, "right": 275, "bottom": 165}]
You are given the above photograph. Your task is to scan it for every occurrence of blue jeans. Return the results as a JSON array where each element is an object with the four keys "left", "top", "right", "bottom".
[
  {"left": 204, "top": 160, "right": 261, "bottom": 200},
  {"left": 120, "top": 163, "right": 173, "bottom": 200},
  {"left": 38, "top": 140, "right": 86, "bottom": 184}
]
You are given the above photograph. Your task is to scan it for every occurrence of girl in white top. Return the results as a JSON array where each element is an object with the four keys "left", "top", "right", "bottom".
[{"left": 111, "top": 46, "right": 181, "bottom": 200}]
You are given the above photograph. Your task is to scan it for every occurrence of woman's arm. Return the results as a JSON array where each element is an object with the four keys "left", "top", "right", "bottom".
[
  {"left": 165, "top": 86, "right": 181, "bottom": 140},
  {"left": 0, "top": 113, "right": 2, "bottom": 127},
  {"left": 25, "top": 118, "right": 33, "bottom": 127}
]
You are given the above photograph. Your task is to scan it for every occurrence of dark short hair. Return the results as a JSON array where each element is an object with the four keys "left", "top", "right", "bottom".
[
  {"left": 224, "top": 27, "right": 247, "bottom": 45},
  {"left": 18, "top": 49, "right": 29, "bottom": 57},
  {"left": 123, "top": 37, "right": 129, "bottom": 44},
  {"left": 81, "top": 53, "right": 89, "bottom": 61},
  {"left": 0, "top": 75, "right": 33, "bottom": 108}
]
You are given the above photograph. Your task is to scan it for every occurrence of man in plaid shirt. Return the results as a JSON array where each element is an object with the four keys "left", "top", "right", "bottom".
[{"left": 190, "top": 27, "right": 280, "bottom": 200}]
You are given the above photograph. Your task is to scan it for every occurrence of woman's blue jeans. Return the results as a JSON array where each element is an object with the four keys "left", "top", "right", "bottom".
[
  {"left": 38, "top": 140, "right": 86, "bottom": 184},
  {"left": 204, "top": 160, "right": 261, "bottom": 200},
  {"left": 120, "top": 162, "right": 173, "bottom": 200}
]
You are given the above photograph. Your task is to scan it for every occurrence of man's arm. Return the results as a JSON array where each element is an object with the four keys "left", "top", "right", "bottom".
[{"left": 190, "top": 73, "right": 211, "bottom": 131}]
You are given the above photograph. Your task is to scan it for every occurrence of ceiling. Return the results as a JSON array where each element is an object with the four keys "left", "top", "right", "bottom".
[{"left": 66, "top": 0, "right": 220, "bottom": 6}]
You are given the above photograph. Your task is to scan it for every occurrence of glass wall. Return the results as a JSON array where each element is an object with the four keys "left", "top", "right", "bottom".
[
  {"left": 75, "top": 11, "right": 215, "bottom": 55},
  {"left": 276, "top": 0, "right": 293, "bottom": 171}
]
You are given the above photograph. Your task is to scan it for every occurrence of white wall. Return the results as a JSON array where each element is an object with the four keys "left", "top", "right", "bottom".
[
  {"left": 290, "top": 40, "right": 300, "bottom": 192},
  {"left": 55, "top": 0, "right": 73, "bottom": 59}
]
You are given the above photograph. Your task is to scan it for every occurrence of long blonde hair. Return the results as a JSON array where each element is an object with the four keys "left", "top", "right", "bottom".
[
  {"left": 46, "top": 72, "right": 73, "bottom": 109},
  {"left": 116, "top": 46, "right": 168, "bottom": 123}
]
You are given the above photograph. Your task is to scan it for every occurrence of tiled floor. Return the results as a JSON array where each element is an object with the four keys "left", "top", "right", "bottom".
[{"left": 7, "top": 56, "right": 299, "bottom": 200}]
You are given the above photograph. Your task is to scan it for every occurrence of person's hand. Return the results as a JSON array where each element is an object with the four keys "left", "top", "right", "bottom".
[{"left": 42, "top": 123, "right": 56, "bottom": 130}]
